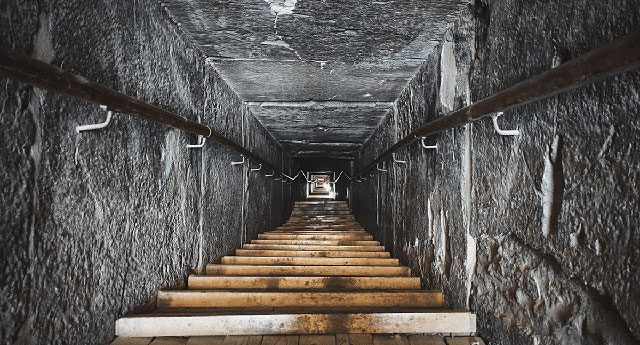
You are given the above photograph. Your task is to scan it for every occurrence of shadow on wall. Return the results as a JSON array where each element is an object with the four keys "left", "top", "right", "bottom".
[{"left": 350, "top": 1, "right": 640, "bottom": 344}]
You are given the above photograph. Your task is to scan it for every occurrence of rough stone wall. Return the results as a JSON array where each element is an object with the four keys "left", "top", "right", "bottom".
[
  {"left": 0, "top": 1, "right": 292, "bottom": 344},
  {"left": 351, "top": 1, "right": 640, "bottom": 344}
]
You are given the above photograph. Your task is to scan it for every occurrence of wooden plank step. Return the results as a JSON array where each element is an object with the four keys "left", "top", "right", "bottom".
[
  {"left": 258, "top": 234, "right": 373, "bottom": 240},
  {"left": 242, "top": 244, "right": 385, "bottom": 252},
  {"left": 372, "top": 335, "right": 409, "bottom": 345},
  {"left": 276, "top": 227, "right": 363, "bottom": 231},
  {"left": 234, "top": 250, "right": 391, "bottom": 258},
  {"left": 407, "top": 335, "right": 446, "bottom": 345},
  {"left": 110, "top": 338, "right": 153, "bottom": 345},
  {"left": 278, "top": 221, "right": 362, "bottom": 229},
  {"left": 292, "top": 210, "right": 349, "bottom": 213},
  {"left": 286, "top": 216, "right": 351, "bottom": 218},
  {"left": 187, "top": 276, "right": 421, "bottom": 290},
  {"left": 205, "top": 264, "right": 410, "bottom": 276},
  {"left": 156, "top": 291, "right": 444, "bottom": 308},
  {"left": 116, "top": 311, "right": 476, "bottom": 337},
  {"left": 290, "top": 212, "right": 351, "bottom": 214},
  {"left": 285, "top": 222, "right": 355, "bottom": 224},
  {"left": 336, "top": 334, "right": 372, "bottom": 345},
  {"left": 150, "top": 338, "right": 188, "bottom": 345},
  {"left": 294, "top": 201, "right": 342, "bottom": 203},
  {"left": 291, "top": 213, "right": 350, "bottom": 215},
  {"left": 283, "top": 219, "right": 355, "bottom": 221},
  {"left": 282, "top": 223, "right": 357, "bottom": 225},
  {"left": 444, "top": 337, "right": 485, "bottom": 345},
  {"left": 250, "top": 240, "right": 380, "bottom": 246},
  {"left": 285, "top": 219, "right": 355, "bottom": 222},
  {"left": 220, "top": 256, "right": 399, "bottom": 266},
  {"left": 281, "top": 220, "right": 356, "bottom": 222},
  {"left": 264, "top": 229, "right": 369, "bottom": 235},
  {"left": 282, "top": 223, "right": 358, "bottom": 226}
]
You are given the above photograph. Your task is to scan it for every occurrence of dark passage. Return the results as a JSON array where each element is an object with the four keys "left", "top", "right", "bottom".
[{"left": 1, "top": 0, "right": 639, "bottom": 344}]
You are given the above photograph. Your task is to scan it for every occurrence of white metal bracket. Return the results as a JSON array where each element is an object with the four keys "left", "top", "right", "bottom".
[
  {"left": 420, "top": 137, "right": 438, "bottom": 150},
  {"left": 76, "top": 105, "right": 112, "bottom": 133},
  {"left": 187, "top": 135, "right": 206, "bottom": 149},
  {"left": 492, "top": 112, "right": 520, "bottom": 136},
  {"left": 392, "top": 153, "right": 407, "bottom": 164},
  {"left": 231, "top": 156, "right": 245, "bottom": 166}
]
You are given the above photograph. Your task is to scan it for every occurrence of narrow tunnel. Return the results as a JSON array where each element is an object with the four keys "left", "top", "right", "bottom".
[{"left": 1, "top": 0, "right": 639, "bottom": 344}]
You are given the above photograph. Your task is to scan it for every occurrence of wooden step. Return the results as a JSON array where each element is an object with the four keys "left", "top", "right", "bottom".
[
  {"left": 291, "top": 208, "right": 352, "bottom": 212},
  {"left": 265, "top": 229, "right": 369, "bottom": 235},
  {"left": 276, "top": 227, "right": 363, "bottom": 231},
  {"left": 280, "top": 222, "right": 358, "bottom": 225},
  {"left": 282, "top": 223, "right": 358, "bottom": 227},
  {"left": 251, "top": 240, "right": 380, "bottom": 246},
  {"left": 284, "top": 222, "right": 356, "bottom": 225},
  {"left": 234, "top": 250, "right": 391, "bottom": 258},
  {"left": 116, "top": 311, "right": 475, "bottom": 336},
  {"left": 294, "top": 200, "right": 348, "bottom": 205},
  {"left": 289, "top": 216, "right": 353, "bottom": 219},
  {"left": 220, "top": 256, "right": 399, "bottom": 266},
  {"left": 187, "top": 276, "right": 421, "bottom": 290},
  {"left": 285, "top": 219, "right": 355, "bottom": 222},
  {"left": 292, "top": 211, "right": 350, "bottom": 215},
  {"left": 267, "top": 231, "right": 366, "bottom": 234},
  {"left": 258, "top": 234, "right": 373, "bottom": 240},
  {"left": 242, "top": 244, "right": 385, "bottom": 251},
  {"left": 206, "top": 264, "right": 410, "bottom": 276},
  {"left": 157, "top": 291, "right": 444, "bottom": 308}
]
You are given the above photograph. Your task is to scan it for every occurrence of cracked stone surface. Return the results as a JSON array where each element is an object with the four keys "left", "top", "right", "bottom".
[
  {"left": 0, "top": 0, "right": 294, "bottom": 343},
  {"left": 351, "top": 1, "right": 640, "bottom": 344},
  {"left": 161, "top": 0, "right": 467, "bottom": 157},
  {"left": 248, "top": 101, "right": 392, "bottom": 158}
]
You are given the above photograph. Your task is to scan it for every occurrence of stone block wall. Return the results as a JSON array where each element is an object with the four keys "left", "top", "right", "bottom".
[
  {"left": 0, "top": 1, "right": 293, "bottom": 343},
  {"left": 350, "top": 1, "right": 640, "bottom": 344}
]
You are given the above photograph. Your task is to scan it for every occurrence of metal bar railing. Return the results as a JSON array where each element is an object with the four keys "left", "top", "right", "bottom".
[
  {"left": 354, "top": 30, "right": 640, "bottom": 178},
  {"left": 0, "top": 48, "right": 288, "bottom": 177}
]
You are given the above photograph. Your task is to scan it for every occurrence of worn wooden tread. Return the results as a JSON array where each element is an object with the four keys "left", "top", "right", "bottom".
[
  {"left": 258, "top": 234, "right": 373, "bottom": 240},
  {"left": 234, "top": 250, "right": 391, "bottom": 258},
  {"left": 220, "top": 256, "right": 400, "bottom": 266},
  {"left": 157, "top": 290, "right": 444, "bottom": 308},
  {"left": 242, "top": 244, "right": 386, "bottom": 252},
  {"left": 187, "top": 276, "right": 421, "bottom": 290},
  {"left": 116, "top": 311, "right": 475, "bottom": 337},
  {"left": 266, "top": 231, "right": 367, "bottom": 235},
  {"left": 268, "top": 227, "right": 359, "bottom": 230},
  {"left": 206, "top": 264, "right": 410, "bottom": 276},
  {"left": 277, "top": 224, "right": 361, "bottom": 227},
  {"left": 149, "top": 307, "right": 467, "bottom": 315},
  {"left": 251, "top": 240, "right": 380, "bottom": 246},
  {"left": 113, "top": 199, "right": 479, "bottom": 338}
]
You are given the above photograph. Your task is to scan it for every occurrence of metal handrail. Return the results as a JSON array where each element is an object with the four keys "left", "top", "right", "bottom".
[
  {"left": 0, "top": 48, "right": 289, "bottom": 177},
  {"left": 353, "top": 29, "right": 640, "bottom": 178}
]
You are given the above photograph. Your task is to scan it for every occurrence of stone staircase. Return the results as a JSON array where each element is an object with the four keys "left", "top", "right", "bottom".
[{"left": 113, "top": 200, "right": 478, "bottom": 343}]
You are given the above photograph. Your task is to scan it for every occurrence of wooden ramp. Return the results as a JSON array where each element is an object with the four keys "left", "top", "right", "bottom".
[{"left": 114, "top": 200, "right": 477, "bottom": 340}]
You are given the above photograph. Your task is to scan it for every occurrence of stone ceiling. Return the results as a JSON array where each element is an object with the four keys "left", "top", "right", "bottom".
[{"left": 161, "top": 0, "right": 465, "bottom": 158}]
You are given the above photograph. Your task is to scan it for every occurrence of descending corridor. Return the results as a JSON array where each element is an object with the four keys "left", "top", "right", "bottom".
[
  {"left": 2, "top": 0, "right": 640, "bottom": 344},
  {"left": 113, "top": 201, "right": 479, "bottom": 343}
]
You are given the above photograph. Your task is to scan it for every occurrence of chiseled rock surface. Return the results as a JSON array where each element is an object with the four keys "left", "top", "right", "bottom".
[
  {"left": 161, "top": 0, "right": 467, "bottom": 157},
  {"left": 0, "top": 0, "right": 292, "bottom": 343},
  {"left": 351, "top": 0, "right": 640, "bottom": 344}
]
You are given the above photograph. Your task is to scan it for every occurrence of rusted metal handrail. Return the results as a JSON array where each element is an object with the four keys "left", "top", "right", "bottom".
[
  {"left": 0, "top": 48, "right": 288, "bottom": 177},
  {"left": 353, "top": 29, "right": 640, "bottom": 178}
]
